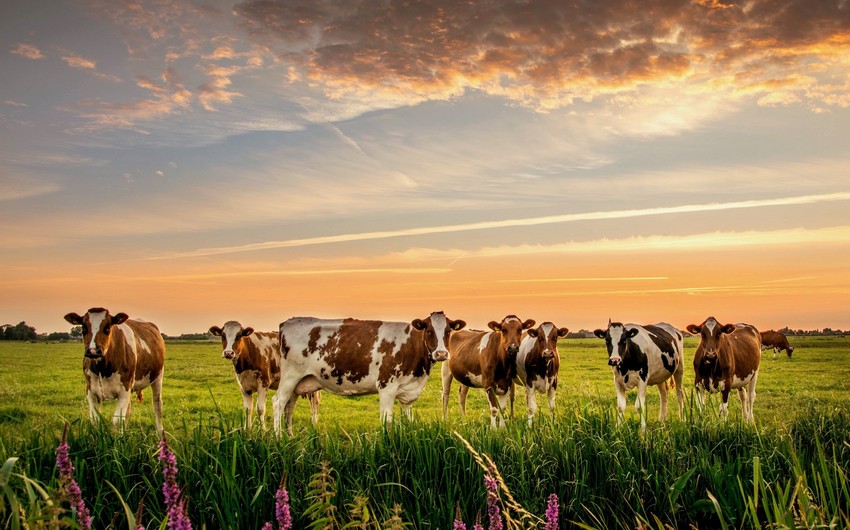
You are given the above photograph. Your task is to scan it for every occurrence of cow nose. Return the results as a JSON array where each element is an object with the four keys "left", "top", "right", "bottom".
[
  {"left": 85, "top": 347, "right": 103, "bottom": 358},
  {"left": 608, "top": 357, "right": 620, "bottom": 367},
  {"left": 507, "top": 343, "right": 519, "bottom": 355},
  {"left": 433, "top": 350, "right": 449, "bottom": 362},
  {"left": 223, "top": 349, "right": 235, "bottom": 359},
  {"left": 543, "top": 350, "right": 555, "bottom": 360}
]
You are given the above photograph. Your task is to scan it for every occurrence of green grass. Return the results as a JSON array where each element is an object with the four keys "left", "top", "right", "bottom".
[{"left": 0, "top": 337, "right": 848, "bottom": 529}]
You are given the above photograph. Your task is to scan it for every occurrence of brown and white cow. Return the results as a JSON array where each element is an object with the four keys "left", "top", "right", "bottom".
[
  {"left": 442, "top": 315, "right": 535, "bottom": 427},
  {"left": 760, "top": 330, "right": 794, "bottom": 359},
  {"left": 209, "top": 321, "right": 320, "bottom": 431},
  {"left": 64, "top": 308, "right": 165, "bottom": 433},
  {"left": 512, "top": 322, "right": 569, "bottom": 425},
  {"left": 687, "top": 317, "right": 761, "bottom": 423},
  {"left": 274, "top": 312, "right": 465, "bottom": 435},
  {"left": 593, "top": 321, "right": 684, "bottom": 431}
]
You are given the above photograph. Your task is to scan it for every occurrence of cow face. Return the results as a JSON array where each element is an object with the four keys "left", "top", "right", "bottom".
[
  {"left": 787, "top": 346, "right": 794, "bottom": 357},
  {"left": 527, "top": 322, "right": 569, "bottom": 360},
  {"left": 687, "top": 317, "right": 736, "bottom": 364},
  {"left": 593, "top": 322, "right": 638, "bottom": 367},
  {"left": 412, "top": 311, "right": 465, "bottom": 362},
  {"left": 64, "top": 308, "right": 129, "bottom": 359},
  {"left": 488, "top": 316, "right": 535, "bottom": 357},
  {"left": 209, "top": 321, "right": 254, "bottom": 360}
]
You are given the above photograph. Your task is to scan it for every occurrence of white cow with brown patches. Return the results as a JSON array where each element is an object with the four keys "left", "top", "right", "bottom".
[
  {"left": 512, "top": 322, "right": 569, "bottom": 425},
  {"left": 64, "top": 307, "right": 165, "bottom": 433},
  {"left": 209, "top": 320, "right": 320, "bottom": 431}
]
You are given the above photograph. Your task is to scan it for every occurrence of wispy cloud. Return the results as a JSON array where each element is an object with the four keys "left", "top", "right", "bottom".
[
  {"left": 153, "top": 192, "right": 850, "bottom": 259},
  {"left": 10, "top": 43, "right": 44, "bottom": 59}
]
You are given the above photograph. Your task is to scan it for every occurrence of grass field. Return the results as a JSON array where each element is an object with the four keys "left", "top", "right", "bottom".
[{"left": 1, "top": 335, "right": 848, "bottom": 528}]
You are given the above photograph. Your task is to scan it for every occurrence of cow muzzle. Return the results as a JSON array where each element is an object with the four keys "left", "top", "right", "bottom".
[
  {"left": 507, "top": 343, "right": 519, "bottom": 356},
  {"left": 608, "top": 356, "right": 621, "bottom": 367},
  {"left": 222, "top": 349, "right": 236, "bottom": 360},
  {"left": 432, "top": 350, "right": 449, "bottom": 362},
  {"left": 85, "top": 347, "right": 103, "bottom": 359},
  {"left": 543, "top": 350, "right": 555, "bottom": 360},
  {"left": 703, "top": 351, "right": 717, "bottom": 364}
]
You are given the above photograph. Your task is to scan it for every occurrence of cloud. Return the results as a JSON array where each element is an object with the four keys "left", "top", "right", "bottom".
[
  {"left": 60, "top": 52, "right": 97, "bottom": 70},
  {"left": 153, "top": 191, "right": 850, "bottom": 258},
  {"left": 233, "top": 0, "right": 850, "bottom": 112},
  {"left": 11, "top": 43, "right": 44, "bottom": 60}
]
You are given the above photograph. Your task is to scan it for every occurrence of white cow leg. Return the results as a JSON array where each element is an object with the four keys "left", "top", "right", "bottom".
[
  {"left": 273, "top": 380, "right": 298, "bottom": 436},
  {"left": 636, "top": 380, "right": 648, "bottom": 432},
  {"left": 737, "top": 388, "right": 748, "bottom": 421},
  {"left": 526, "top": 386, "right": 538, "bottom": 427},
  {"left": 242, "top": 391, "right": 255, "bottom": 430},
  {"left": 87, "top": 392, "right": 102, "bottom": 425},
  {"left": 309, "top": 392, "right": 320, "bottom": 425},
  {"left": 379, "top": 390, "right": 396, "bottom": 426},
  {"left": 657, "top": 381, "right": 669, "bottom": 421},
  {"left": 719, "top": 389, "right": 730, "bottom": 421},
  {"left": 615, "top": 382, "right": 627, "bottom": 426},
  {"left": 747, "top": 374, "right": 758, "bottom": 423},
  {"left": 440, "top": 363, "right": 453, "bottom": 420},
  {"left": 151, "top": 373, "right": 164, "bottom": 435},
  {"left": 497, "top": 391, "right": 510, "bottom": 428},
  {"left": 256, "top": 387, "right": 268, "bottom": 431},
  {"left": 547, "top": 385, "right": 556, "bottom": 418},
  {"left": 113, "top": 389, "right": 131, "bottom": 431},
  {"left": 401, "top": 403, "right": 413, "bottom": 421},
  {"left": 458, "top": 385, "right": 470, "bottom": 416}
]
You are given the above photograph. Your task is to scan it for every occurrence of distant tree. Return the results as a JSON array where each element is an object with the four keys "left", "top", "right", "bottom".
[
  {"left": 70, "top": 326, "right": 82, "bottom": 338},
  {"left": 1, "top": 321, "right": 37, "bottom": 341},
  {"left": 47, "top": 331, "right": 72, "bottom": 341}
]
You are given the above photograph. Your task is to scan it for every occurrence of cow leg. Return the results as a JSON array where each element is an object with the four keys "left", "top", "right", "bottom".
[
  {"left": 657, "top": 380, "right": 669, "bottom": 422},
  {"left": 86, "top": 391, "right": 102, "bottom": 425},
  {"left": 525, "top": 385, "right": 537, "bottom": 426},
  {"left": 113, "top": 389, "right": 132, "bottom": 432},
  {"left": 547, "top": 384, "right": 556, "bottom": 418},
  {"left": 378, "top": 389, "right": 396, "bottom": 425},
  {"left": 673, "top": 360, "right": 685, "bottom": 419},
  {"left": 509, "top": 382, "right": 515, "bottom": 419},
  {"left": 614, "top": 380, "right": 627, "bottom": 426},
  {"left": 401, "top": 403, "right": 413, "bottom": 421},
  {"left": 635, "top": 379, "right": 648, "bottom": 432},
  {"left": 440, "top": 362, "right": 453, "bottom": 420},
  {"left": 256, "top": 387, "right": 269, "bottom": 431},
  {"left": 694, "top": 383, "right": 705, "bottom": 413},
  {"left": 151, "top": 373, "right": 164, "bottom": 435},
  {"left": 458, "top": 385, "right": 470, "bottom": 417},
  {"left": 737, "top": 388, "right": 748, "bottom": 421},
  {"left": 497, "top": 390, "right": 510, "bottom": 428},
  {"left": 309, "top": 392, "right": 320, "bottom": 425},
  {"left": 747, "top": 373, "right": 758, "bottom": 423},
  {"left": 719, "top": 387, "right": 730, "bottom": 421},
  {"left": 242, "top": 391, "right": 255, "bottom": 430},
  {"left": 773, "top": 348, "right": 777, "bottom": 360},
  {"left": 273, "top": 379, "right": 298, "bottom": 436}
]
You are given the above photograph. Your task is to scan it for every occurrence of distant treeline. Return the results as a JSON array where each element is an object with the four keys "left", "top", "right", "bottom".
[{"left": 2, "top": 322, "right": 847, "bottom": 342}]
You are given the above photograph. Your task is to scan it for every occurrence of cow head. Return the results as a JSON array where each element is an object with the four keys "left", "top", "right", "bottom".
[
  {"left": 687, "top": 316, "right": 736, "bottom": 364},
  {"left": 593, "top": 321, "right": 638, "bottom": 367},
  {"left": 526, "top": 322, "right": 569, "bottom": 361},
  {"left": 787, "top": 346, "right": 794, "bottom": 357},
  {"left": 411, "top": 311, "right": 465, "bottom": 362},
  {"left": 488, "top": 315, "right": 535, "bottom": 358},
  {"left": 64, "top": 307, "right": 129, "bottom": 359},
  {"left": 209, "top": 321, "right": 254, "bottom": 360}
]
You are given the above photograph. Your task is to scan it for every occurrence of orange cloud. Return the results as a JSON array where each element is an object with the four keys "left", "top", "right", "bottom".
[{"left": 11, "top": 43, "right": 44, "bottom": 60}]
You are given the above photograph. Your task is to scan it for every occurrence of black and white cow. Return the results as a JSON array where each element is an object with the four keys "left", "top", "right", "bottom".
[{"left": 593, "top": 321, "right": 684, "bottom": 430}]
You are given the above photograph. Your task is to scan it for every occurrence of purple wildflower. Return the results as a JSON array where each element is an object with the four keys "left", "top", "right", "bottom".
[
  {"left": 453, "top": 502, "right": 467, "bottom": 530},
  {"left": 484, "top": 465, "right": 502, "bottom": 530},
  {"left": 274, "top": 478, "right": 292, "bottom": 530},
  {"left": 544, "top": 493, "right": 559, "bottom": 530},
  {"left": 56, "top": 431, "right": 92, "bottom": 530},
  {"left": 261, "top": 523, "right": 274, "bottom": 530},
  {"left": 158, "top": 435, "right": 193, "bottom": 530},
  {"left": 472, "top": 523, "right": 485, "bottom": 530}
]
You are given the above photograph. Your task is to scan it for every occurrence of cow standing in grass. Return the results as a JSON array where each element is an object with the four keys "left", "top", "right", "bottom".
[
  {"left": 593, "top": 321, "right": 684, "bottom": 431},
  {"left": 209, "top": 321, "right": 320, "bottom": 430},
  {"left": 442, "top": 315, "right": 536, "bottom": 427},
  {"left": 760, "top": 330, "right": 795, "bottom": 359},
  {"left": 275, "top": 312, "right": 465, "bottom": 435},
  {"left": 687, "top": 317, "right": 761, "bottom": 423},
  {"left": 511, "top": 322, "right": 569, "bottom": 425},
  {"left": 64, "top": 308, "right": 165, "bottom": 433}
]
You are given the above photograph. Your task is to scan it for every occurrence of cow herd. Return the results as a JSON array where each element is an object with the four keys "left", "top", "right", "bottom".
[{"left": 63, "top": 307, "right": 791, "bottom": 435}]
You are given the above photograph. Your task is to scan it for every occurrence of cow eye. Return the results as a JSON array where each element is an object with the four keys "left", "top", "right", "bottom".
[
  {"left": 81, "top": 325, "right": 88, "bottom": 335},
  {"left": 103, "top": 325, "right": 111, "bottom": 335}
]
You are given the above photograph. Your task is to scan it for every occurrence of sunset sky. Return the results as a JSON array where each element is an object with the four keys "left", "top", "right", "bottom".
[{"left": 2, "top": 0, "right": 849, "bottom": 335}]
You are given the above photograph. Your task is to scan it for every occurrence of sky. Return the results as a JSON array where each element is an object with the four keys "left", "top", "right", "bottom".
[{"left": 1, "top": 0, "right": 849, "bottom": 336}]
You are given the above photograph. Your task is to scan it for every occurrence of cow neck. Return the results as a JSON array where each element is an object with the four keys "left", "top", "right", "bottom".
[
  {"left": 88, "top": 327, "right": 131, "bottom": 375},
  {"left": 616, "top": 338, "right": 645, "bottom": 375}
]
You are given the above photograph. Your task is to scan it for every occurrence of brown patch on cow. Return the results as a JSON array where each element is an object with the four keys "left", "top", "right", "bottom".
[
  {"left": 317, "top": 319, "right": 379, "bottom": 385},
  {"left": 691, "top": 319, "right": 761, "bottom": 393},
  {"left": 377, "top": 331, "right": 433, "bottom": 388},
  {"left": 447, "top": 330, "right": 487, "bottom": 387}
]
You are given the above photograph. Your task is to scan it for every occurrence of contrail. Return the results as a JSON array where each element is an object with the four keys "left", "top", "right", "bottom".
[{"left": 153, "top": 191, "right": 850, "bottom": 259}]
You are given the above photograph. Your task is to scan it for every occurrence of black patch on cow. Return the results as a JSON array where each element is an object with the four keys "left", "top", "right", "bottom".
[
  {"left": 624, "top": 374, "right": 629, "bottom": 384},
  {"left": 616, "top": 336, "right": 648, "bottom": 380},
  {"left": 234, "top": 357, "right": 250, "bottom": 374},
  {"left": 645, "top": 325, "right": 678, "bottom": 374},
  {"left": 84, "top": 357, "right": 116, "bottom": 379}
]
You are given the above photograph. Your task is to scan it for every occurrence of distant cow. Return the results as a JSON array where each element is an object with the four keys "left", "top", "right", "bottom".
[
  {"left": 593, "top": 321, "right": 684, "bottom": 431},
  {"left": 760, "top": 330, "right": 794, "bottom": 358},
  {"left": 687, "top": 317, "right": 761, "bottom": 422},
  {"left": 442, "top": 315, "right": 535, "bottom": 427},
  {"left": 64, "top": 308, "right": 165, "bottom": 433},
  {"left": 274, "top": 312, "right": 465, "bottom": 434},
  {"left": 209, "top": 321, "right": 320, "bottom": 430},
  {"left": 512, "top": 322, "right": 569, "bottom": 425}
]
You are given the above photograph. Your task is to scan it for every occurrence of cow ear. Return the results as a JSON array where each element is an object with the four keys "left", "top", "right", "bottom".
[
  {"left": 626, "top": 328, "right": 639, "bottom": 339},
  {"left": 526, "top": 328, "right": 539, "bottom": 338},
  {"left": 721, "top": 323, "right": 737, "bottom": 334},
  {"left": 522, "top": 319, "right": 536, "bottom": 330},
  {"left": 450, "top": 319, "right": 466, "bottom": 331},
  {"left": 593, "top": 329, "right": 607, "bottom": 339},
  {"left": 686, "top": 324, "right": 701, "bottom": 334},
  {"left": 111, "top": 313, "right": 129, "bottom": 326},
  {"left": 558, "top": 327, "right": 570, "bottom": 337},
  {"left": 411, "top": 319, "right": 427, "bottom": 331},
  {"left": 209, "top": 326, "right": 223, "bottom": 337},
  {"left": 488, "top": 321, "right": 501, "bottom": 332},
  {"left": 65, "top": 312, "right": 84, "bottom": 325},
  {"left": 242, "top": 327, "right": 254, "bottom": 336}
]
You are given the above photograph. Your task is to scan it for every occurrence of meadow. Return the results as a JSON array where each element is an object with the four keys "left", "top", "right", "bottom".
[{"left": 0, "top": 335, "right": 848, "bottom": 529}]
